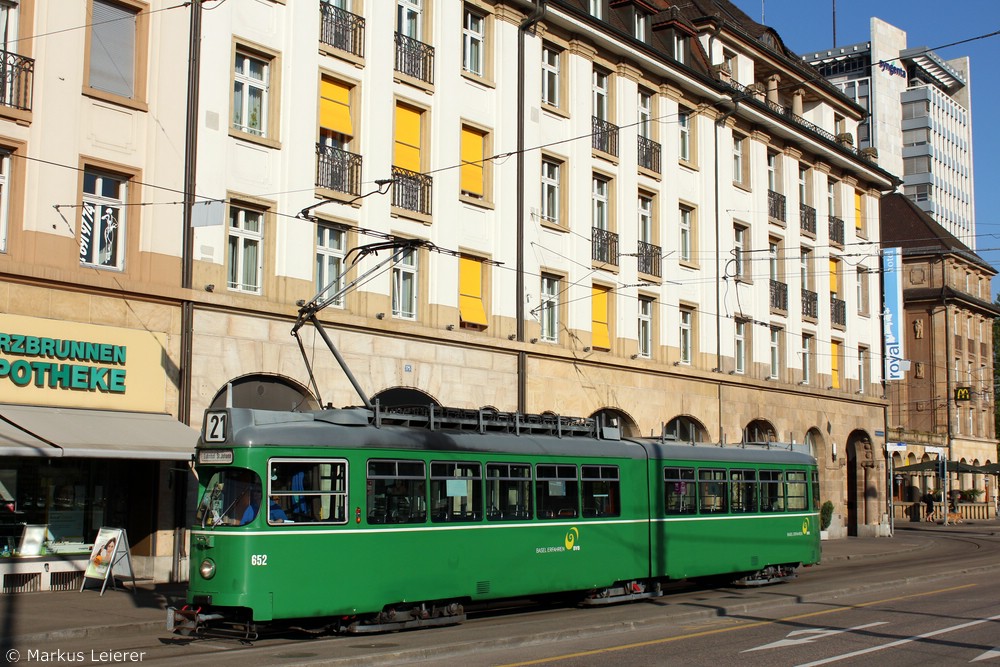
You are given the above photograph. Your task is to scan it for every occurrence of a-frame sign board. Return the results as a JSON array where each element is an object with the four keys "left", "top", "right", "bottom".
[{"left": 80, "top": 527, "right": 136, "bottom": 596}]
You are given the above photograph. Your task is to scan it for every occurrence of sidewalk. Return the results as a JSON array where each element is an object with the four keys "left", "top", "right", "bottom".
[{"left": 3, "top": 518, "right": 998, "bottom": 645}]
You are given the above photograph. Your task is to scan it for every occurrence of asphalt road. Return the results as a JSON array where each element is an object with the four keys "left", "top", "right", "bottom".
[{"left": 6, "top": 527, "right": 999, "bottom": 666}]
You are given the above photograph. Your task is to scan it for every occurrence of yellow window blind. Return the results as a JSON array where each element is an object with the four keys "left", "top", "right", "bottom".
[
  {"left": 460, "top": 127, "right": 485, "bottom": 196},
  {"left": 459, "top": 257, "right": 488, "bottom": 327},
  {"left": 591, "top": 286, "right": 610, "bottom": 350},
  {"left": 831, "top": 342, "right": 840, "bottom": 388},
  {"left": 829, "top": 259, "right": 838, "bottom": 294},
  {"left": 394, "top": 104, "right": 422, "bottom": 172},
  {"left": 854, "top": 191, "right": 863, "bottom": 230},
  {"left": 320, "top": 79, "right": 352, "bottom": 135}
]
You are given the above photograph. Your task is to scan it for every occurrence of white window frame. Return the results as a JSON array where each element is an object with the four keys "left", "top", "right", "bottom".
[
  {"left": 540, "top": 274, "right": 560, "bottom": 343},
  {"left": 634, "top": 10, "right": 647, "bottom": 40},
  {"left": 0, "top": 152, "right": 9, "bottom": 254},
  {"left": 592, "top": 175, "right": 609, "bottom": 231},
  {"left": 732, "top": 134, "right": 744, "bottom": 183},
  {"left": 392, "top": 248, "right": 418, "bottom": 320},
  {"left": 801, "top": 246, "right": 812, "bottom": 291},
  {"left": 734, "top": 320, "right": 747, "bottom": 374},
  {"left": 397, "top": 0, "right": 423, "bottom": 39},
  {"left": 768, "top": 241, "right": 779, "bottom": 281},
  {"left": 679, "top": 206, "right": 692, "bottom": 262},
  {"left": 769, "top": 327, "right": 781, "bottom": 379},
  {"left": 462, "top": 5, "right": 486, "bottom": 77},
  {"left": 592, "top": 67, "right": 609, "bottom": 121},
  {"left": 233, "top": 51, "right": 270, "bottom": 137},
  {"left": 638, "top": 194, "right": 653, "bottom": 244},
  {"left": 638, "top": 297, "right": 653, "bottom": 358},
  {"left": 734, "top": 225, "right": 746, "bottom": 278},
  {"left": 80, "top": 169, "right": 127, "bottom": 271},
  {"left": 541, "top": 158, "right": 561, "bottom": 224},
  {"left": 637, "top": 90, "right": 652, "bottom": 140},
  {"left": 801, "top": 334, "right": 812, "bottom": 384},
  {"left": 316, "top": 223, "right": 346, "bottom": 307},
  {"left": 678, "top": 111, "right": 690, "bottom": 162},
  {"left": 767, "top": 151, "right": 779, "bottom": 192},
  {"left": 227, "top": 205, "right": 264, "bottom": 294},
  {"left": 541, "top": 44, "right": 560, "bottom": 107},
  {"left": 858, "top": 347, "right": 868, "bottom": 394},
  {"left": 589, "top": 0, "right": 602, "bottom": 19},
  {"left": 679, "top": 308, "right": 692, "bottom": 364}
]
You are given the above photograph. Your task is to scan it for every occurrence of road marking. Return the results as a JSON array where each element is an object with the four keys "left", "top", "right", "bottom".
[
  {"left": 496, "top": 584, "right": 977, "bottom": 667},
  {"left": 794, "top": 613, "right": 1000, "bottom": 666},
  {"left": 972, "top": 647, "right": 1000, "bottom": 662},
  {"left": 742, "top": 622, "right": 888, "bottom": 652}
]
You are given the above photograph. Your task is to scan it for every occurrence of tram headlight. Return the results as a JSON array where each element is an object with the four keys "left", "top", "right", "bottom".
[{"left": 199, "top": 558, "right": 216, "bottom": 580}]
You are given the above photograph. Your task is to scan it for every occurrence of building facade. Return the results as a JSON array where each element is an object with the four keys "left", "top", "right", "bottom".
[
  {"left": 880, "top": 193, "right": 998, "bottom": 514},
  {"left": 804, "top": 18, "right": 976, "bottom": 249},
  {"left": 1, "top": 0, "right": 904, "bottom": 590}
]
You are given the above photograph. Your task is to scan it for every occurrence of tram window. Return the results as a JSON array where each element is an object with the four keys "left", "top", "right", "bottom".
[
  {"left": 268, "top": 459, "right": 348, "bottom": 525},
  {"left": 366, "top": 459, "right": 427, "bottom": 524},
  {"left": 485, "top": 463, "right": 532, "bottom": 521},
  {"left": 759, "top": 470, "right": 783, "bottom": 511},
  {"left": 699, "top": 469, "right": 728, "bottom": 513},
  {"left": 535, "top": 464, "right": 579, "bottom": 519},
  {"left": 730, "top": 469, "right": 757, "bottom": 513},
  {"left": 663, "top": 467, "right": 696, "bottom": 515},
  {"left": 581, "top": 465, "right": 620, "bottom": 517},
  {"left": 430, "top": 461, "right": 482, "bottom": 523},
  {"left": 785, "top": 470, "right": 808, "bottom": 510},
  {"left": 811, "top": 470, "right": 820, "bottom": 511},
  {"left": 195, "top": 468, "right": 263, "bottom": 527}
]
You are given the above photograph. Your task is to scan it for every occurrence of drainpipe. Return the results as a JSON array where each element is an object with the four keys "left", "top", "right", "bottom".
[
  {"left": 179, "top": 0, "right": 201, "bottom": 426},
  {"left": 516, "top": 0, "right": 546, "bottom": 413},
  {"left": 713, "top": 102, "right": 737, "bottom": 443}
]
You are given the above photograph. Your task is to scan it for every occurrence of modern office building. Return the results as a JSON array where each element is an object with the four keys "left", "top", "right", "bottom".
[
  {"left": 0, "top": 0, "right": 904, "bottom": 591},
  {"left": 804, "top": 18, "right": 976, "bottom": 249}
]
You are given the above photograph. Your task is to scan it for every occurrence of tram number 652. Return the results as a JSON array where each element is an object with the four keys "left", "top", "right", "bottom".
[{"left": 250, "top": 554, "right": 268, "bottom": 566}]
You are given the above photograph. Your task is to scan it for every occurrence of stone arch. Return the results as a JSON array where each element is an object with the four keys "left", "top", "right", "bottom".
[
  {"left": 589, "top": 407, "right": 641, "bottom": 438},
  {"left": 845, "top": 429, "right": 881, "bottom": 537},
  {"left": 804, "top": 427, "right": 825, "bottom": 459},
  {"left": 742, "top": 418, "right": 777, "bottom": 444},
  {"left": 664, "top": 415, "right": 709, "bottom": 443},
  {"left": 210, "top": 373, "right": 319, "bottom": 411},
  {"left": 371, "top": 387, "right": 441, "bottom": 409}
]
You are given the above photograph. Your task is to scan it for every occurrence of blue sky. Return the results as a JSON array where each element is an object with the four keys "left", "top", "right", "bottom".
[{"left": 730, "top": 0, "right": 1000, "bottom": 299}]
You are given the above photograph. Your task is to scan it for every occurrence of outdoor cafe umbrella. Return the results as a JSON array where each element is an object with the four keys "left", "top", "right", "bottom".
[{"left": 894, "top": 460, "right": 986, "bottom": 474}]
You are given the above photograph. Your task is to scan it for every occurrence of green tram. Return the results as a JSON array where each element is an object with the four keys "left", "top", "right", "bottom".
[{"left": 169, "top": 405, "right": 820, "bottom": 637}]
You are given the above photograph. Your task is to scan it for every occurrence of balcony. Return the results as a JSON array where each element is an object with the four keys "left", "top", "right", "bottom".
[
  {"left": 768, "top": 190, "right": 786, "bottom": 222},
  {"left": 592, "top": 116, "right": 619, "bottom": 157},
  {"left": 637, "top": 240, "right": 661, "bottom": 277},
  {"left": 829, "top": 216, "right": 845, "bottom": 246},
  {"left": 637, "top": 136, "right": 660, "bottom": 173},
  {"left": 320, "top": 3, "right": 365, "bottom": 58},
  {"left": 391, "top": 166, "right": 432, "bottom": 215},
  {"left": 316, "top": 144, "right": 362, "bottom": 196},
  {"left": 769, "top": 279, "right": 788, "bottom": 312},
  {"left": 592, "top": 227, "right": 619, "bottom": 266},
  {"left": 802, "top": 288, "right": 818, "bottom": 319},
  {"left": 395, "top": 33, "right": 434, "bottom": 84},
  {"left": 0, "top": 51, "right": 33, "bottom": 111},
  {"left": 831, "top": 297, "right": 847, "bottom": 326},
  {"left": 800, "top": 203, "right": 816, "bottom": 235}
]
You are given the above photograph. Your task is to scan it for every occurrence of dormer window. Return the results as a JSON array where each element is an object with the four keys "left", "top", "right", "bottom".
[{"left": 634, "top": 11, "right": 647, "bottom": 41}]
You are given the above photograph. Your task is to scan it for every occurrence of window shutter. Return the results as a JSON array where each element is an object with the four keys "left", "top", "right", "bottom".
[
  {"left": 90, "top": 0, "right": 135, "bottom": 98},
  {"left": 394, "top": 104, "right": 421, "bottom": 172},
  {"left": 458, "top": 257, "right": 488, "bottom": 327},
  {"left": 320, "top": 79, "right": 353, "bottom": 136},
  {"left": 591, "top": 286, "right": 610, "bottom": 349},
  {"left": 460, "top": 127, "right": 484, "bottom": 196},
  {"left": 829, "top": 259, "right": 838, "bottom": 295},
  {"left": 854, "top": 191, "right": 863, "bottom": 230},
  {"left": 831, "top": 342, "right": 840, "bottom": 388}
]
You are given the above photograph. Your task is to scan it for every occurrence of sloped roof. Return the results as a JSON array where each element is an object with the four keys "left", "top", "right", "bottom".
[{"left": 881, "top": 193, "right": 994, "bottom": 275}]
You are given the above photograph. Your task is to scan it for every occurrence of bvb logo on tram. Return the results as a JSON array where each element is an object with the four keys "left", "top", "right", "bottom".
[{"left": 565, "top": 527, "right": 580, "bottom": 551}]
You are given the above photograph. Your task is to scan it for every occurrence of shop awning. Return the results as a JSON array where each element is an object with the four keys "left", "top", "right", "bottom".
[
  {"left": 0, "top": 404, "right": 198, "bottom": 460},
  {"left": 894, "top": 460, "right": 986, "bottom": 474}
]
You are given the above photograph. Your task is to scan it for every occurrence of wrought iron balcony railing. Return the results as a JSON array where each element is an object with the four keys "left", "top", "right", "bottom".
[
  {"left": 829, "top": 216, "right": 845, "bottom": 246},
  {"left": 391, "top": 166, "right": 432, "bottom": 215},
  {"left": 316, "top": 144, "right": 362, "bottom": 196},
  {"left": 802, "top": 288, "right": 818, "bottom": 319},
  {"left": 592, "top": 116, "right": 619, "bottom": 156},
  {"left": 831, "top": 297, "right": 847, "bottom": 326},
  {"left": 320, "top": 3, "right": 365, "bottom": 58},
  {"left": 394, "top": 33, "right": 434, "bottom": 84},
  {"left": 0, "top": 51, "right": 33, "bottom": 111},
  {"left": 637, "top": 135, "right": 660, "bottom": 173},
  {"left": 770, "top": 279, "right": 788, "bottom": 311},
  {"left": 637, "top": 240, "right": 661, "bottom": 277},
  {"left": 592, "top": 227, "right": 619, "bottom": 266},
  {"left": 800, "top": 203, "right": 816, "bottom": 235},
  {"left": 768, "top": 189, "right": 786, "bottom": 222}
]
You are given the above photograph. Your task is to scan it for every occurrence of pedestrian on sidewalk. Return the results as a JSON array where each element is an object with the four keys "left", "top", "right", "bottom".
[{"left": 924, "top": 493, "right": 935, "bottom": 522}]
